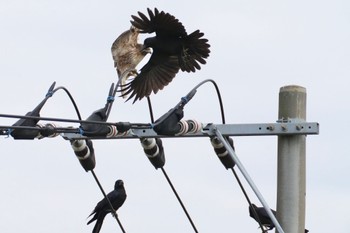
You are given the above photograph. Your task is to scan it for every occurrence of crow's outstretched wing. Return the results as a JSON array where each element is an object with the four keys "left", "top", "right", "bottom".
[
  {"left": 131, "top": 8, "right": 187, "bottom": 37},
  {"left": 122, "top": 54, "right": 180, "bottom": 103}
]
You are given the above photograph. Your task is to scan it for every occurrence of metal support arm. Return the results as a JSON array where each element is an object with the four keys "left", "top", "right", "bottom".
[{"left": 62, "top": 122, "right": 319, "bottom": 140}]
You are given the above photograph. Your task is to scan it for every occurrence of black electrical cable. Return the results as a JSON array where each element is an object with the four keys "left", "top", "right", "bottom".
[
  {"left": 0, "top": 84, "right": 82, "bottom": 138},
  {"left": 0, "top": 83, "right": 83, "bottom": 127},
  {"left": 64, "top": 82, "right": 127, "bottom": 232},
  {"left": 0, "top": 113, "right": 151, "bottom": 130},
  {"left": 184, "top": 79, "right": 226, "bottom": 124},
  {"left": 52, "top": 85, "right": 126, "bottom": 231},
  {"left": 160, "top": 167, "right": 199, "bottom": 233},
  {"left": 51, "top": 86, "right": 83, "bottom": 120},
  {"left": 1, "top": 83, "right": 126, "bottom": 231},
  {"left": 0, "top": 124, "right": 80, "bottom": 136},
  {"left": 197, "top": 81, "right": 266, "bottom": 232},
  {"left": 176, "top": 79, "right": 265, "bottom": 232},
  {"left": 146, "top": 96, "right": 199, "bottom": 232},
  {"left": 147, "top": 97, "right": 155, "bottom": 123},
  {"left": 51, "top": 84, "right": 126, "bottom": 232},
  {"left": 230, "top": 168, "right": 266, "bottom": 233}
]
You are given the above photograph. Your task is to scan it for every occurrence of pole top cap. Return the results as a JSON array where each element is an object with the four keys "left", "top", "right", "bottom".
[{"left": 280, "top": 85, "right": 306, "bottom": 93}]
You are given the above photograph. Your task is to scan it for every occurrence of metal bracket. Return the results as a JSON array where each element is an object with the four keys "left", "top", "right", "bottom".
[{"left": 61, "top": 122, "right": 319, "bottom": 140}]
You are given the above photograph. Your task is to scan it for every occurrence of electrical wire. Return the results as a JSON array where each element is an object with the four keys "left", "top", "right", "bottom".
[
  {"left": 0, "top": 82, "right": 150, "bottom": 137},
  {"left": 184, "top": 79, "right": 226, "bottom": 124},
  {"left": 47, "top": 84, "right": 127, "bottom": 232},
  {"left": 147, "top": 97, "right": 155, "bottom": 123},
  {"left": 160, "top": 167, "right": 199, "bottom": 233},
  {"left": 230, "top": 168, "right": 267, "bottom": 232},
  {"left": 51, "top": 86, "right": 83, "bottom": 120},
  {"left": 181, "top": 79, "right": 266, "bottom": 232},
  {"left": 197, "top": 80, "right": 266, "bottom": 232},
  {"left": 0, "top": 80, "right": 224, "bottom": 134},
  {"left": 0, "top": 113, "right": 151, "bottom": 130},
  {"left": 63, "top": 81, "right": 128, "bottom": 232},
  {"left": 146, "top": 96, "right": 199, "bottom": 233},
  {"left": 0, "top": 124, "right": 80, "bottom": 136}
]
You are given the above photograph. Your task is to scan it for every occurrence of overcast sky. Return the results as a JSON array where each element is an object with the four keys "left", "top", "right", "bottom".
[{"left": 0, "top": 0, "right": 349, "bottom": 232}]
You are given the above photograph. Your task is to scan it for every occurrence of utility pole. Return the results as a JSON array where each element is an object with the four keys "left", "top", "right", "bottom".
[{"left": 276, "top": 85, "right": 307, "bottom": 233}]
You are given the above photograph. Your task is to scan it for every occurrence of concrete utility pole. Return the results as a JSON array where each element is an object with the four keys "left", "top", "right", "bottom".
[{"left": 276, "top": 85, "right": 306, "bottom": 233}]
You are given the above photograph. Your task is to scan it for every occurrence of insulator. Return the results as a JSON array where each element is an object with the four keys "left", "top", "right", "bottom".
[
  {"left": 140, "top": 138, "right": 165, "bottom": 169},
  {"left": 210, "top": 136, "right": 235, "bottom": 169},
  {"left": 186, "top": 119, "right": 202, "bottom": 134},
  {"left": 176, "top": 119, "right": 189, "bottom": 136},
  {"left": 106, "top": 125, "right": 130, "bottom": 138},
  {"left": 107, "top": 125, "right": 118, "bottom": 138},
  {"left": 117, "top": 129, "right": 130, "bottom": 137},
  {"left": 175, "top": 119, "right": 202, "bottom": 136},
  {"left": 71, "top": 139, "right": 96, "bottom": 171},
  {"left": 35, "top": 123, "right": 60, "bottom": 139},
  {"left": 35, "top": 123, "right": 45, "bottom": 139},
  {"left": 44, "top": 123, "right": 60, "bottom": 138}
]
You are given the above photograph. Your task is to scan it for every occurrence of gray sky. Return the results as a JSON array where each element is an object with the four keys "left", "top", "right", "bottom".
[{"left": 0, "top": 0, "right": 349, "bottom": 232}]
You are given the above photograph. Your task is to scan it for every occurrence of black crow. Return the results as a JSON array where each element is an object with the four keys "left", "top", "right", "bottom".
[
  {"left": 122, "top": 8, "right": 211, "bottom": 103},
  {"left": 111, "top": 26, "right": 151, "bottom": 98},
  {"left": 249, "top": 203, "right": 277, "bottom": 231},
  {"left": 87, "top": 180, "right": 127, "bottom": 233},
  {"left": 249, "top": 204, "right": 309, "bottom": 232}
]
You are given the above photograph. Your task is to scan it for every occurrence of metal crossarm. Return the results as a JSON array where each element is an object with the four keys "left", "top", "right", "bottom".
[{"left": 61, "top": 122, "right": 319, "bottom": 140}]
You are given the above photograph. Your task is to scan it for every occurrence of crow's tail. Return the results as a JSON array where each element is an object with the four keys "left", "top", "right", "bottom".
[{"left": 92, "top": 212, "right": 108, "bottom": 233}]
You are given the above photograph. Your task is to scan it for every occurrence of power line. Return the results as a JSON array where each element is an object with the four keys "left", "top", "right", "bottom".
[
  {"left": 0, "top": 113, "right": 150, "bottom": 129},
  {"left": 146, "top": 96, "right": 199, "bottom": 232},
  {"left": 160, "top": 167, "right": 199, "bottom": 233},
  {"left": 230, "top": 168, "right": 267, "bottom": 233},
  {"left": 203, "top": 79, "right": 266, "bottom": 232}
]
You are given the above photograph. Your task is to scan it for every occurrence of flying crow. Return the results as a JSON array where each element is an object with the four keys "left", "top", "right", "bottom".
[
  {"left": 122, "top": 8, "right": 211, "bottom": 102},
  {"left": 87, "top": 180, "right": 127, "bottom": 233},
  {"left": 111, "top": 26, "right": 151, "bottom": 98}
]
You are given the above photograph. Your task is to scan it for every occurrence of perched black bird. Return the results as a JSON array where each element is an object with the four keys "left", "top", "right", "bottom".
[
  {"left": 87, "top": 180, "right": 127, "bottom": 233},
  {"left": 111, "top": 26, "right": 151, "bottom": 98},
  {"left": 249, "top": 203, "right": 277, "bottom": 231},
  {"left": 249, "top": 204, "right": 309, "bottom": 232},
  {"left": 122, "top": 8, "right": 211, "bottom": 103}
]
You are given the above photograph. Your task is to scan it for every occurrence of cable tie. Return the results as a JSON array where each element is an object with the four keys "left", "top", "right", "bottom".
[
  {"left": 78, "top": 127, "right": 84, "bottom": 136},
  {"left": 46, "top": 90, "right": 54, "bottom": 98},
  {"left": 6, "top": 128, "right": 12, "bottom": 138},
  {"left": 181, "top": 96, "right": 189, "bottom": 104},
  {"left": 107, "top": 95, "right": 115, "bottom": 102}
]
